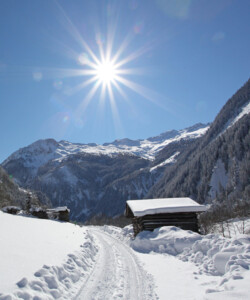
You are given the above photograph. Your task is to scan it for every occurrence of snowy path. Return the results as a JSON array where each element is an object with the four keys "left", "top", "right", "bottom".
[
  {"left": 1, "top": 213, "right": 249, "bottom": 300},
  {"left": 75, "top": 228, "right": 157, "bottom": 300}
]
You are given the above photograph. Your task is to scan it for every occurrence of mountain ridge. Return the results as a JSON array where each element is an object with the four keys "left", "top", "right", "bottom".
[
  {"left": 2, "top": 123, "right": 209, "bottom": 221},
  {"left": 2, "top": 79, "right": 249, "bottom": 222},
  {"left": 2, "top": 122, "right": 209, "bottom": 166}
]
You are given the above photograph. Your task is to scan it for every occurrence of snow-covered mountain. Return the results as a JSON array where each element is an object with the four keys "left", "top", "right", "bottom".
[
  {"left": 2, "top": 79, "right": 249, "bottom": 222},
  {"left": 149, "top": 79, "right": 250, "bottom": 215},
  {"left": 1, "top": 123, "right": 208, "bottom": 221},
  {"left": 3, "top": 122, "right": 208, "bottom": 167}
]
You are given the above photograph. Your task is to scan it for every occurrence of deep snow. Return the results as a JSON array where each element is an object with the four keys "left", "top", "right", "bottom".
[
  {"left": 0, "top": 211, "right": 249, "bottom": 299},
  {"left": 127, "top": 197, "right": 207, "bottom": 217},
  {"left": 0, "top": 211, "right": 98, "bottom": 299},
  {"left": 130, "top": 226, "right": 250, "bottom": 299}
]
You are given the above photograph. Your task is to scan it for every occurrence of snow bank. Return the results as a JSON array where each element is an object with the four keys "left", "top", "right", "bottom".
[
  {"left": 0, "top": 212, "right": 98, "bottom": 300},
  {"left": 180, "top": 233, "right": 250, "bottom": 274},
  {"left": 131, "top": 226, "right": 201, "bottom": 255},
  {"left": 131, "top": 226, "right": 250, "bottom": 297},
  {"left": 181, "top": 233, "right": 250, "bottom": 297}
]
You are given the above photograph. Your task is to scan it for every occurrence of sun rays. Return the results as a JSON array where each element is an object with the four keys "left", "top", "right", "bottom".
[{"left": 43, "top": 2, "right": 166, "bottom": 134}]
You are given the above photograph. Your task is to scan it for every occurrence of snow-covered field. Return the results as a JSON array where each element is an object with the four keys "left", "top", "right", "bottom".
[
  {"left": 0, "top": 211, "right": 249, "bottom": 299},
  {"left": 0, "top": 211, "right": 99, "bottom": 299}
]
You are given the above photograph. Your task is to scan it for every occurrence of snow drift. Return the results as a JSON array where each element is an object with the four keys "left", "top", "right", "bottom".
[
  {"left": 131, "top": 226, "right": 250, "bottom": 297},
  {"left": 0, "top": 211, "right": 98, "bottom": 300}
]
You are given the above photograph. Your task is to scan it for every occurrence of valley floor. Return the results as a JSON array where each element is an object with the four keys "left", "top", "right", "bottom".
[{"left": 0, "top": 211, "right": 249, "bottom": 300}]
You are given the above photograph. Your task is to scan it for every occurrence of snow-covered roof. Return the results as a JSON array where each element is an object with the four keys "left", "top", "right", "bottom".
[
  {"left": 47, "top": 206, "right": 70, "bottom": 212},
  {"left": 126, "top": 198, "right": 207, "bottom": 217}
]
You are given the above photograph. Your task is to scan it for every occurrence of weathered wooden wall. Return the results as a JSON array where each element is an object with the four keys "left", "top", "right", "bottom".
[{"left": 132, "top": 212, "right": 199, "bottom": 236}]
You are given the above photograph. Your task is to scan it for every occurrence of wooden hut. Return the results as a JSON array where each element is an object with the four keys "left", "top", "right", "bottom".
[
  {"left": 125, "top": 198, "right": 207, "bottom": 236},
  {"left": 30, "top": 207, "right": 48, "bottom": 219},
  {"left": 2, "top": 206, "right": 21, "bottom": 215},
  {"left": 47, "top": 206, "right": 70, "bottom": 222}
]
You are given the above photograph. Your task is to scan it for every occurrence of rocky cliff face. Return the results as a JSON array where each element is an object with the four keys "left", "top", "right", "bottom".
[{"left": 2, "top": 124, "right": 208, "bottom": 221}]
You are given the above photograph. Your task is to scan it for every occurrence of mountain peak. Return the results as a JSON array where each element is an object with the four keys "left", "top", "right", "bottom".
[{"left": 147, "top": 123, "right": 209, "bottom": 143}]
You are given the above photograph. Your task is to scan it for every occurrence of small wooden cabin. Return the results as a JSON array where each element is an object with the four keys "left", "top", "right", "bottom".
[
  {"left": 125, "top": 198, "right": 207, "bottom": 236},
  {"left": 47, "top": 206, "right": 70, "bottom": 222}
]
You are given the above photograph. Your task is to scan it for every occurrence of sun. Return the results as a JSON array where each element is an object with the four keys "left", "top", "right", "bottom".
[
  {"left": 45, "top": 3, "right": 161, "bottom": 131},
  {"left": 95, "top": 60, "right": 117, "bottom": 85}
]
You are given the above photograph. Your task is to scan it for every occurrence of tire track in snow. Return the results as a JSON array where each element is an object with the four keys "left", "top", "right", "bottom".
[{"left": 75, "top": 228, "right": 157, "bottom": 300}]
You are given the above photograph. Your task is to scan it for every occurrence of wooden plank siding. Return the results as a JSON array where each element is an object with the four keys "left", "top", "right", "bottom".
[{"left": 131, "top": 212, "right": 199, "bottom": 236}]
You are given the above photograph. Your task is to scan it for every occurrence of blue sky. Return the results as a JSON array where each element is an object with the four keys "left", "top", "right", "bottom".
[{"left": 0, "top": 0, "right": 249, "bottom": 163}]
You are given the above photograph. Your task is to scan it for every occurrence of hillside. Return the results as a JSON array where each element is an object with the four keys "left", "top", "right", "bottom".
[
  {"left": 0, "top": 166, "right": 30, "bottom": 208},
  {"left": 0, "top": 166, "right": 50, "bottom": 210},
  {"left": 1, "top": 124, "right": 208, "bottom": 221},
  {"left": 148, "top": 79, "right": 250, "bottom": 217}
]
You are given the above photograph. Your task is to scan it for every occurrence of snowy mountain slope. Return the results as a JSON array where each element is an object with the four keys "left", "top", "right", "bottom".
[
  {"left": 226, "top": 101, "right": 250, "bottom": 131},
  {"left": 2, "top": 123, "right": 208, "bottom": 169},
  {"left": 102, "top": 122, "right": 208, "bottom": 160},
  {"left": 2, "top": 124, "right": 208, "bottom": 221},
  {"left": 200, "top": 78, "right": 250, "bottom": 146},
  {"left": 148, "top": 79, "right": 250, "bottom": 210}
]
